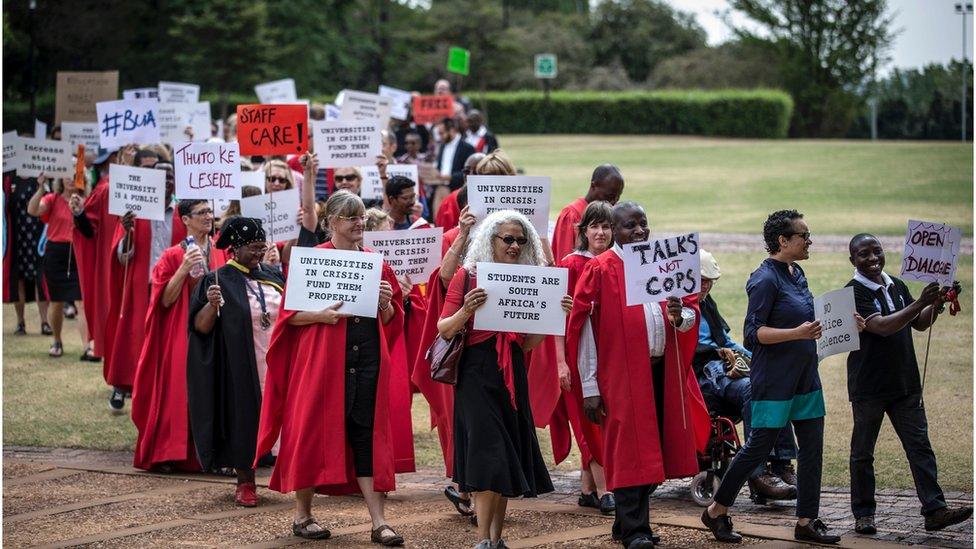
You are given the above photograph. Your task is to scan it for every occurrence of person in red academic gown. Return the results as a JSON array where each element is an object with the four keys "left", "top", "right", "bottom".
[
  {"left": 434, "top": 153, "right": 483, "bottom": 230},
  {"left": 255, "top": 190, "right": 406, "bottom": 545},
  {"left": 549, "top": 164, "right": 625, "bottom": 261},
  {"left": 567, "top": 202, "right": 710, "bottom": 548},
  {"left": 131, "top": 199, "right": 224, "bottom": 473}
]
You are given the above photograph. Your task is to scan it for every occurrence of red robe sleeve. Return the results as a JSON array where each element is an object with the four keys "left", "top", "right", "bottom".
[
  {"left": 435, "top": 190, "right": 461, "bottom": 229},
  {"left": 550, "top": 199, "right": 585, "bottom": 262}
]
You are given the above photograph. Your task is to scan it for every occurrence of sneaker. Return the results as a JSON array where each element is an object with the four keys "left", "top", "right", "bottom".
[
  {"left": 48, "top": 341, "right": 64, "bottom": 358},
  {"left": 599, "top": 493, "right": 616, "bottom": 515},
  {"left": 578, "top": 491, "right": 600, "bottom": 509},
  {"left": 924, "top": 506, "right": 973, "bottom": 531},
  {"left": 235, "top": 482, "right": 258, "bottom": 507},
  {"left": 794, "top": 518, "right": 840, "bottom": 544},
  {"left": 854, "top": 516, "right": 876, "bottom": 535},
  {"left": 701, "top": 509, "right": 743, "bottom": 543},
  {"left": 64, "top": 302, "right": 77, "bottom": 319},
  {"left": 109, "top": 388, "right": 125, "bottom": 413}
]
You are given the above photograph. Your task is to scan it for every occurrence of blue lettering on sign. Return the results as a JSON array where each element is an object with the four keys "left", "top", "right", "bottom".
[{"left": 101, "top": 109, "right": 157, "bottom": 137}]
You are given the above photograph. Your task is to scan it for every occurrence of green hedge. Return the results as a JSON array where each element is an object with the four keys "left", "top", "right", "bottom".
[{"left": 4, "top": 89, "right": 792, "bottom": 139}]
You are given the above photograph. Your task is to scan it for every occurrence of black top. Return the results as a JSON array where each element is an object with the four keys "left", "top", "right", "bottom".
[{"left": 845, "top": 276, "right": 921, "bottom": 402}]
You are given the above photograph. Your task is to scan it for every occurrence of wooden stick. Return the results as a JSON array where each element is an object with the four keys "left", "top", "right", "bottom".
[
  {"left": 119, "top": 229, "right": 133, "bottom": 319},
  {"left": 211, "top": 198, "right": 220, "bottom": 317},
  {"left": 673, "top": 325, "right": 688, "bottom": 430},
  {"left": 919, "top": 303, "right": 936, "bottom": 409}
]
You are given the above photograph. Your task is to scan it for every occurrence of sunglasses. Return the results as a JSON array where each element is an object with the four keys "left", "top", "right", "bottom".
[
  {"left": 266, "top": 175, "right": 289, "bottom": 184},
  {"left": 334, "top": 174, "right": 360, "bottom": 182},
  {"left": 494, "top": 235, "right": 528, "bottom": 246},
  {"left": 787, "top": 232, "right": 811, "bottom": 241}
]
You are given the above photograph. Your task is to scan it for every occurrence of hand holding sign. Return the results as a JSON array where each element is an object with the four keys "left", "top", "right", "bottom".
[
  {"left": 620, "top": 233, "right": 701, "bottom": 306},
  {"left": 174, "top": 142, "right": 241, "bottom": 200},
  {"left": 284, "top": 247, "right": 383, "bottom": 318},
  {"left": 813, "top": 287, "right": 860, "bottom": 360},
  {"left": 901, "top": 220, "right": 962, "bottom": 287}
]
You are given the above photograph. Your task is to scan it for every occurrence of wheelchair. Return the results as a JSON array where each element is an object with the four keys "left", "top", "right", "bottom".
[{"left": 688, "top": 413, "right": 741, "bottom": 507}]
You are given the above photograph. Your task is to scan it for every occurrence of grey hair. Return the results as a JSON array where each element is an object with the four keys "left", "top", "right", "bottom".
[{"left": 463, "top": 210, "right": 546, "bottom": 269}]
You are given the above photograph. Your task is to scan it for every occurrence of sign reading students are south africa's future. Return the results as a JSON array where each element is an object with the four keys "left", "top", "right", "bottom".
[
  {"left": 284, "top": 246, "right": 384, "bottom": 318},
  {"left": 173, "top": 142, "right": 241, "bottom": 200},
  {"left": 814, "top": 286, "right": 860, "bottom": 360},
  {"left": 534, "top": 54, "right": 558, "bottom": 79},
  {"left": 620, "top": 233, "right": 702, "bottom": 306},
  {"left": 474, "top": 262, "right": 569, "bottom": 336},
  {"left": 900, "top": 219, "right": 962, "bottom": 288},
  {"left": 447, "top": 46, "right": 470, "bottom": 76},
  {"left": 236, "top": 104, "right": 309, "bottom": 156}
]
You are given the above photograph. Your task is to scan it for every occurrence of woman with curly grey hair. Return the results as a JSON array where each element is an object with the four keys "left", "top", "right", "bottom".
[{"left": 438, "top": 209, "right": 572, "bottom": 549}]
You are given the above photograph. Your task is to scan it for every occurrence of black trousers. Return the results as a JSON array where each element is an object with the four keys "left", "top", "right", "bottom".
[{"left": 850, "top": 392, "right": 946, "bottom": 518}]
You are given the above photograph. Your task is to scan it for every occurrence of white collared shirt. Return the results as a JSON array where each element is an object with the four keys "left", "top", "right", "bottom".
[
  {"left": 853, "top": 269, "right": 896, "bottom": 311},
  {"left": 465, "top": 126, "right": 487, "bottom": 149},
  {"left": 439, "top": 135, "right": 461, "bottom": 176}
]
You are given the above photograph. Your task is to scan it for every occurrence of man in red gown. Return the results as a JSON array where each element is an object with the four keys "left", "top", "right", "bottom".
[{"left": 549, "top": 164, "right": 625, "bottom": 261}]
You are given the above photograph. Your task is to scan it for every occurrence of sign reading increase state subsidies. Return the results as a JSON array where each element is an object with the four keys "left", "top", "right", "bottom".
[
  {"left": 474, "top": 262, "right": 569, "bottom": 336},
  {"left": 174, "top": 142, "right": 241, "bottom": 200},
  {"left": 466, "top": 175, "right": 551, "bottom": 236},
  {"left": 364, "top": 228, "right": 443, "bottom": 281},
  {"left": 814, "top": 287, "right": 860, "bottom": 360},
  {"left": 311, "top": 120, "right": 381, "bottom": 168},
  {"left": 240, "top": 188, "right": 301, "bottom": 243},
  {"left": 621, "top": 234, "right": 701, "bottom": 306},
  {"left": 108, "top": 165, "right": 167, "bottom": 221},
  {"left": 237, "top": 104, "right": 308, "bottom": 156},
  {"left": 900, "top": 219, "right": 962, "bottom": 287},
  {"left": 284, "top": 247, "right": 383, "bottom": 318},
  {"left": 15, "top": 137, "right": 73, "bottom": 179}
]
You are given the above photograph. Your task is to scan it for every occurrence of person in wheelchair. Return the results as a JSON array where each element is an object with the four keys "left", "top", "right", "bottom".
[{"left": 694, "top": 250, "right": 797, "bottom": 502}]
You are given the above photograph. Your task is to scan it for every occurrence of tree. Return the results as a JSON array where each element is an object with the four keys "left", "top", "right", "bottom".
[{"left": 650, "top": 42, "right": 780, "bottom": 90}]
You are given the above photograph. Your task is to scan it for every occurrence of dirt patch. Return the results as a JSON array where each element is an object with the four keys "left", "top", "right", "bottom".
[
  {"left": 2, "top": 461, "right": 53, "bottom": 480},
  {"left": 534, "top": 525, "right": 763, "bottom": 548},
  {"left": 3, "top": 471, "right": 176, "bottom": 516}
]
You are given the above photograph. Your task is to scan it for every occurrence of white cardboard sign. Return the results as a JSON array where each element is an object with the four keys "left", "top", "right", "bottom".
[
  {"left": 385, "top": 163, "right": 420, "bottom": 197},
  {"left": 364, "top": 227, "right": 443, "bottom": 281},
  {"left": 3, "top": 132, "right": 19, "bottom": 173},
  {"left": 311, "top": 120, "right": 382, "bottom": 169},
  {"left": 108, "top": 165, "right": 167, "bottom": 221},
  {"left": 339, "top": 90, "right": 392, "bottom": 126},
  {"left": 466, "top": 175, "right": 552, "bottom": 236},
  {"left": 900, "top": 219, "right": 962, "bottom": 287},
  {"left": 284, "top": 246, "right": 383, "bottom": 317},
  {"left": 621, "top": 234, "right": 701, "bottom": 305},
  {"left": 325, "top": 104, "right": 341, "bottom": 121},
  {"left": 61, "top": 122, "right": 101, "bottom": 151},
  {"left": 359, "top": 165, "right": 384, "bottom": 201},
  {"left": 173, "top": 142, "right": 241, "bottom": 200},
  {"left": 241, "top": 170, "right": 265, "bottom": 191},
  {"left": 474, "top": 262, "right": 569, "bottom": 336},
  {"left": 95, "top": 98, "right": 160, "bottom": 148},
  {"left": 34, "top": 120, "right": 47, "bottom": 139},
  {"left": 255, "top": 78, "right": 298, "bottom": 104},
  {"left": 157, "top": 81, "right": 200, "bottom": 104},
  {"left": 122, "top": 87, "right": 159, "bottom": 100},
  {"left": 814, "top": 287, "right": 860, "bottom": 360},
  {"left": 15, "top": 137, "right": 73, "bottom": 179},
  {"left": 240, "top": 188, "right": 301, "bottom": 242},
  {"left": 378, "top": 85, "right": 412, "bottom": 121},
  {"left": 158, "top": 103, "right": 190, "bottom": 144}
]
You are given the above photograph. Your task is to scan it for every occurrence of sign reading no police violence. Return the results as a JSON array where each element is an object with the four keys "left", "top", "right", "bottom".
[
  {"left": 814, "top": 287, "right": 860, "bottom": 360},
  {"left": 237, "top": 104, "right": 308, "bottom": 156},
  {"left": 621, "top": 233, "right": 701, "bottom": 305},
  {"left": 284, "top": 247, "right": 383, "bottom": 318}
]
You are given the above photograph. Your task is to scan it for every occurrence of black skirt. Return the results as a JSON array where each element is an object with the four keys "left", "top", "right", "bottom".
[
  {"left": 453, "top": 338, "right": 554, "bottom": 498},
  {"left": 42, "top": 241, "right": 81, "bottom": 301}
]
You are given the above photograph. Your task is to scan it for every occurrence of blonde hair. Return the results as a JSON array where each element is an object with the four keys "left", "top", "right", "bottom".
[
  {"left": 324, "top": 190, "right": 365, "bottom": 232},
  {"left": 475, "top": 149, "right": 516, "bottom": 176},
  {"left": 263, "top": 159, "right": 294, "bottom": 191},
  {"left": 365, "top": 208, "right": 392, "bottom": 231},
  {"left": 463, "top": 210, "right": 546, "bottom": 269}
]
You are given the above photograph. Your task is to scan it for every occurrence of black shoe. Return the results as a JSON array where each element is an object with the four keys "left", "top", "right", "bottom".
[
  {"left": 794, "top": 519, "right": 840, "bottom": 544},
  {"left": 578, "top": 491, "right": 600, "bottom": 509},
  {"left": 41, "top": 322, "right": 53, "bottom": 335},
  {"left": 599, "top": 493, "right": 616, "bottom": 515},
  {"left": 79, "top": 346, "right": 101, "bottom": 362},
  {"left": 14, "top": 322, "right": 26, "bottom": 335},
  {"left": 444, "top": 486, "right": 474, "bottom": 516},
  {"left": 701, "top": 510, "right": 742, "bottom": 543},
  {"left": 626, "top": 537, "right": 655, "bottom": 548},
  {"left": 109, "top": 388, "right": 125, "bottom": 413},
  {"left": 854, "top": 515, "right": 876, "bottom": 535},
  {"left": 924, "top": 506, "right": 973, "bottom": 531},
  {"left": 64, "top": 302, "right": 77, "bottom": 319}
]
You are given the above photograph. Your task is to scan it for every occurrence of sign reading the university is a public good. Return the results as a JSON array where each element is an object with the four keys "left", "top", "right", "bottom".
[
  {"left": 466, "top": 175, "right": 551, "bottom": 236},
  {"left": 108, "top": 165, "right": 167, "bottom": 221},
  {"left": 364, "top": 228, "right": 443, "bottom": 281},
  {"left": 814, "top": 287, "right": 860, "bottom": 360},
  {"left": 474, "top": 262, "right": 568, "bottom": 336},
  {"left": 310, "top": 120, "right": 381, "bottom": 169},
  {"left": 621, "top": 234, "right": 701, "bottom": 305},
  {"left": 900, "top": 219, "right": 962, "bottom": 287},
  {"left": 95, "top": 99, "right": 160, "bottom": 148},
  {"left": 284, "top": 247, "right": 383, "bottom": 318},
  {"left": 173, "top": 142, "right": 241, "bottom": 200},
  {"left": 236, "top": 104, "right": 309, "bottom": 156},
  {"left": 3, "top": 132, "right": 19, "bottom": 173}
]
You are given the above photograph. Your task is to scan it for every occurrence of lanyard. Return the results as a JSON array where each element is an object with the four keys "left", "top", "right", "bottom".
[{"left": 245, "top": 278, "right": 272, "bottom": 330}]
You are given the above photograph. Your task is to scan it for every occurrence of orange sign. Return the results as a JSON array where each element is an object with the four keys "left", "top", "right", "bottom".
[
  {"left": 411, "top": 95, "right": 455, "bottom": 124},
  {"left": 236, "top": 104, "right": 308, "bottom": 156}
]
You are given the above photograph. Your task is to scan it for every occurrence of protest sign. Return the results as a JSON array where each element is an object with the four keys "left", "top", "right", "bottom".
[
  {"left": 620, "top": 234, "right": 701, "bottom": 306},
  {"left": 236, "top": 104, "right": 308, "bottom": 156},
  {"left": 108, "top": 165, "right": 166, "bottom": 221},
  {"left": 311, "top": 120, "right": 382, "bottom": 169},
  {"left": 187, "top": 102, "right": 212, "bottom": 141},
  {"left": 35, "top": 120, "right": 47, "bottom": 139},
  {"left": 411, "top": 95, "right": 455, "bottom": 124},
  {"left": 378, "top": 85, "right": 412, "bottom": 120},
  {"left": 359, "top": 165, "right": 384, "bottom": 201},
  {"left": 255, "top": 78, "right": 298, "bottom": 104},
  {"left": 173, "top": 142, "right": 241, "bottom": 200},
  {"left": 240, "top": 187, "right": 300, "bottom": 242},
  {"left": 418, "top": 162, "right": 438, "bottom": 183},
  {"left": 55, "top": 71, "right": 119, "bottom": 124},
  {"left": 241, "top": 170, "right": 265, "bottom": 191},
  {"left": 814, "top": 287, "right": 859, "bottom": 360},
  {"left": 61, "top": 122, "right": 101, "bottom": 151},
  {"left": 474, "top": 262, "right": 568, "bottom": 336},
  {"left": 158, "top": 103, "right": 190, "bottom": 145},
  {"left": 339, "top": 90, "right": 392, "bottom": 127},
  {"left": 15, "top": 137, "right": 73, "bottom": 179},
  {"left": 284, "top": 247, "right": 383, "bottom": 317},
  {"left": 447, "top": 46, "right": 471, "bottom": 75},
  {"left": 386, "top": 163, "right": 420, "bottom": 196},
  {"left": 3, "top": 132, "right": 18, "bottom": 173},
  {"left": 534, "top": 54, "right": 558, "bottom": 79},
  {"left": 466, "top": 175, "right": 551, "bottom": 236},
  {"left": 325, "top": 104, "right": 341, "bottom": 121},
  {"left": 157, "top": 81, "right": 200, "bottom": 103},
  {"left": 364, "top": 227, "right": 443, "bottom": 281},
  {"left": 96, "top": 99, "right": 160, "bottom": 148},
  {"left": 122, "top": 87, "right": 158, "bottom": 100},
  {"left": 900, "top": 219, "right": 962, "bottom": 287}
]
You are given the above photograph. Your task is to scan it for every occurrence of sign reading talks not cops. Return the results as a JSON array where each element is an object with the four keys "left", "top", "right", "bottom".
[
  {"left": 240, "top": 187, "right": 301, "bottom": 243},
  {"left": 474, "top": 262, "right": 569, "bottom": 336},
  {"left": 108, "top": 165, "right": 166, "bottom": 221},
  {"left": 364, "top": 228, "right": 443, "bottom": 281},
  {"left": 621, "top": 233, "right": 701, "bottom": 306},
  {"left": 284, "top": 247, "right": 383, "bottom": 318},
  {"left": 901, "top": 219, "right": 962, "bottom": 287},
  {"left": 15, "top": 137, "right": 73, "bottom": 179},
  {"left": 814, "top": 287, "right": 859, "bottom": 360},
  {"left": 311, "top": 120, "right": 382, "bottom": 169},
  {"left": 466, "top": 175, "right": 551, "bottom": 237},
  {"left": 173, "top": 142, "right": 241, "bottom": 200},
  {"left": 96, "top": 99, "right": 160, "bottom": 148}
]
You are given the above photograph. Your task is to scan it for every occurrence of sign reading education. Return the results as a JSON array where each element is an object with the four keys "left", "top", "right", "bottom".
[
  {"left": 236, "top": 104, "right": 308, "bottom": 156},
  {"left": 15, "top": 137, "right": 73, "bottom": 179},
  {"left": 122, "top": 87, "right": 158, "bottom": 100},
  {"left": 3, "top": 132, "right": 18, "bottom": 173},
  {"left": 240, "top": 187, "right": 301, "bottom": 243},
  {"left": 900, "top": 219, "right": 962, "bottom": 287},
  {"left": 96, "top": 98, "right": 160, "bottom": 148},
  {"left": 378, "top": 85, "right": 413, "bottom": 120},
  {"left": 255, "top": 78, "right": 298, "bottom": 104},
  {"left": 284, "top": 247, "right": 383, "bottom": 318},
  {"left": 311, "top": 120, "right": 382, "bottom": 169},
  {"left": 620, "top": 234, "right": 701, "bottom": 306},
  {"left": 173, "top": 142, "right": 241, "bottom": 200},
  {"left": 157, "top": 81, "right": 200, "bottom": 103},
  {"left": 474, "top": 262, "right": 568, "bottom": 336},
  {"left": 108, "top": 165, "right": 167, "bottom": 221},
  {"left": 364, "top": 227, "right": 443, "bottom": 281},
  {"left": 55, "top": 71, "right": 119, "bottom": 124},
  {"left": 466, "top": 175, "right": 551, "bottom": 236},
  {"left": 339, "top": 90, "right": 392, "bottom": 126},
  {"left": 411, "top": 95, "right": 455, "bottom": 124},
  {"left": 814, "top": 287, "right": 859, "bottom": 360},
  {"left": 61, "top": 122, "right": 101, "bottom": 151}
]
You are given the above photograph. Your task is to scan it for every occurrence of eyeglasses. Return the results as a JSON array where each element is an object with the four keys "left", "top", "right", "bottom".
[
  {"left": 787, "top": 232, "right": 811, "bottom": 241},
  {"left": 334, "top": 174, "right": 360, "bottom": 182},
  {"left": 336, "top": 214, "right": 367, "bottom": 224},
  {"left": 190, "top": 208, "right": 214, "bottom": 217},
  {"left": 494, "top": 235, "right": 528, "bottom": 246},
  {"left": 266, "top": 175, "right": 289, "bottom": 184}
]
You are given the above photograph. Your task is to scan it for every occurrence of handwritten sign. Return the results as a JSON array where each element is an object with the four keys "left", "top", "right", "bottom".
[
  {"left": 157, "top": 81, "right": 200, "bottom": 103},
  {"left": 814, "top": 287, "right": 859, "bottom": 360},
  {"left": 621, "top": 234, "right": 701, "bottom": 305},
  {"left": 284, "top": 247, "right": 383, "bottom": 317},
  {"left": 364, "top": 227, "right": 443, "bottom": 281},
  {"left": 311, "top": 120, "right": 382, "bottom": 169},
  {"left": 61, "top": 122, "right": 100, "bottom": 151},
  {"left": 474, "top": 262, "right": 568, "bottom": 336},
  {"left": 466, "top": 175, "right": 551, "bottom": 236},
  {"left": 122, "top": 87, "right": 158, "bottom": 100},
  {"left": 900, "top": 219, "right": 962, "bottom": 287},
  {"left": 15, "top": 137, "right": 73, "bottom": 179},
  {"left": 255, "top": 78, "right": 298, "bottom": 104},
  {"left": 3, "top": 132, "right": 18, "bottom": 173},
  {"left": 96, "top": 99, "right": 160, "bottom": 148},
  {"left": 378, "top": 85, "right": 413, "bottom": 120},
  {"left": 173, "top": 142, "right": 241, "bottom": 200},
  {"left": 412, "top": 95, "right": 455, "bottom": 124},
  {"left": 108, "top": 165, "right": 166, "bottom": 221},
  {"left": 339, "top": 90, "right": 392, "bottom": 126},
  {"left": 240, "top": 188, "right": 300, "bottom": 242},
  {"left": 236, "top": 104, "right": 308, "bottom": 156},
  {"left": 55, "top": 71, "right": 119, "bottom": 124}
]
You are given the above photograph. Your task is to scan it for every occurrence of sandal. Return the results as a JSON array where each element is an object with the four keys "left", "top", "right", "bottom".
[
  {"left": 292, "top": 517, "right": 331, "bottom": 540},
  {"left": 41, "top": 322, "right": 53, "bottom": 336},
  {"left": 49, "top": 341, "right": 63, "bottom": 358},
  {"left": 444, "top": 486, "right": 474, "bottom": 516},
  {"left": 79, "top": 346, "right": 101, "bottom": 362},
  {"left": 371, "top": 524, "right": 404, "bottom": 546},
  {"left": 14, "top": 322, "right": 26, "bottom": 335}
]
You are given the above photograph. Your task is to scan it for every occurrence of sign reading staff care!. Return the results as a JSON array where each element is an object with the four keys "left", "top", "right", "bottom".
[
  {"left": 364, "top": 228, "right": 443, "bottom": 281},
  {"left": 311, "top": 120, "right": 382, "bottom": 168},
  {"left": 474, "top": 262, "right": 568, "bottom": 336},
  {"left": 15, "top": 137, "right": 73, "bottom": 179},
  {"left": 108, "top": 165, "right": 166, "bottom": 221},
  {"left": 900, "top": 219, "right": 962, "bottom": 287},
  {"left": 240, "top": 188, "right": 301, "bottom": 242},
  {"left": 466, "top": 175, "right": 551, "bottom": 236},
  {"left": 237, "top": 104, "right": 308, "bottom": 156},
  {"left": 174, "top": 142, "right": 241, "bottom": 200},
  {"left": 96, "top": 99, "right": 160, "bottom": 148},
  {"left": 814, "top": 287, "right": 859, "bottom": 360},
  {"left": 284, "top": 247, "right": 383, "bottom": 318},
  {"left": 621, "top": 234, "right": 701, "bottom": 305}
]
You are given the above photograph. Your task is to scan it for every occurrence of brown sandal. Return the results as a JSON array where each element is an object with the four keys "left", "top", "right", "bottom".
[
  {"left": 292, "top": 517, "right": 331, "bottom": 540},
  {"left": 371, "top": 524, "right": 404, "bottom": 546}
]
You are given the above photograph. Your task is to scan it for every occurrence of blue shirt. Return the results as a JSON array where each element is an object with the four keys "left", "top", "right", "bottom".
[{"left": 698, "top": 316, "right": 750, "bottom": 357}]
